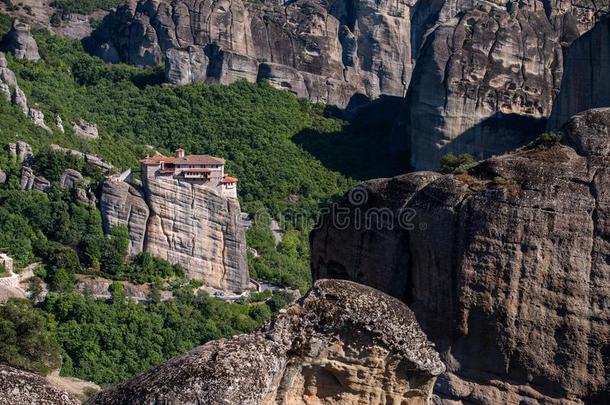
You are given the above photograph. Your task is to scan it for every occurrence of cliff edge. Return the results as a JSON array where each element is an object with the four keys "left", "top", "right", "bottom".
[{"left": 311, "top": 108, "right": 610, "bottom": 403}]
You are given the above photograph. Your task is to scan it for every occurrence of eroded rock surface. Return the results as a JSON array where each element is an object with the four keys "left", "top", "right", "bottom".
[
  {"left": 0, "top": 365, "right": 80, "bottom": 405},
  {"left": 548, "top": 16, "right": 610, "bottom": 129},
  {"left": 1, "top": 20, "right": 40, "bottom": 61},
  {"left": 88, "top": 0, "right": 414, "bottom": 107},
  {"left": 100, "top": 175, "right": 249, "bottom": 292},
  {"left": 72, "top": 120, "right": 99, "bottom": 140},
  {"left": 144, "top": 176, "right": 248, "bottom": 292},
  {"left": 100, "top": 179, "right": 149, "bottom": 256},
  {"left": 403, "top": 4, "right": 561, "bottom": 170},
  {"left": 311, "top": 108, "right": 610, "bottom": 403},
  {"left": 87, "top": 279, "right": 445, "bottom": 405}
]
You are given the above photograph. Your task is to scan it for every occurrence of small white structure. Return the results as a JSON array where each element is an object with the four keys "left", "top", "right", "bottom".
[{"left": 141, "top": 149, "right": 238, "bottom": 199}]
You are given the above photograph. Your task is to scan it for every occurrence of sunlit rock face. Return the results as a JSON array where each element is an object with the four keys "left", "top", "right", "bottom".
[
  {"left": 311, "top": 108, "right": 610, "bottom": 404},
  {"left": 100, "top": 176, "right": 248, "bottom": 292},
  {"left": 87, "top": 0, "right": 416, "bottom": 107},
  {"left": 87, "top": 279, "right": 445, "bottom": 405}
]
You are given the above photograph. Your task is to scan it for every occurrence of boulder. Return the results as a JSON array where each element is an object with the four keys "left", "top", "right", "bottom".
[
  {"left": 0, "top": 365, "right": 80, "bottom": 405},
  {"left": 33, "top": 176, "right": 51, "bottom": 192},
  {"left": 8, "top": 141, "right": 33, "bottom": 165},
  {"left": 29, "top": 108, "right": 51, "bottom": 132},
  {"left": 56, "top": 115, "right": 64, "bottom": 133},
  {"left": 20, "top": 166, "right": 34, "bottom": 190},
  {"left": 72, "top": 120, "right": 99, "bottom": 140},
  {"left": 0, "top": 168, "right": 6, "bottom": 184},
  {"left": 87, "top": 279, "right": 444, "bottom": 405},
  {"left": 310, "top": 108, "right": 610, "bottom": 403},
  {"left": 60, "top": 169, "right": 83, "bottom": 190},
  {"left": 1, "top": 20, "right": 40, "bottom": 62}
]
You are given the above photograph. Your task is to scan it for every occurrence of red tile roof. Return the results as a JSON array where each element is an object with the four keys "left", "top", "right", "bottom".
[
  {"left": 141, "top": 155, "right": 177, "bottom": 164},
  {"left": 222, "top": 176, "right": 238, "bottom": 183}
]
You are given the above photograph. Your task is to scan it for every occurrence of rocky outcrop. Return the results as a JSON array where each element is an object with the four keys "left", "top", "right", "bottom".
[
  {"left": 1, "top": 20, "right": 40, "bottom": 62},
  {"left": 100, "top": 175, "right": 249, "bottom": 292},
  {"left": 0, "top": 52, "right": 28, "bottom": 115},
  {"left": 144, "top": 176, "right": 248, "bottom": 292},
  {"left": 0, "top": 365, "right": 80, "bottom": 405},
  {"left": 20, "top": 167, "right": 50, "bottom": 192},
  {"left": 0, "top": 52, "right": 56, "bottom": 132},
  {"left": 402, "top": 3, "right": 561, "bottom": 170},
  {"left": 310, "top": 108, "right": 610, "bottom": 403},
  {"left": 7, "top": 141, "right": 33, "bottom": 165},
  {"left": 59, "top": 169, "right": 83, "bottom": 190},
  {"left": 72, "top": 120, "right": 99, "bottom": 140},
  {"left": 50, "top": 144, "right": 114, "bottom": 172},
  {"left": 100, "top": 180, "right": 149, "bottom": 256},
  {"left": 87, "top": 279, "right": 445, "bottom": 405},
  {"left": 548, "top": 16, "right": 610, "bottom": 129},
  {"left": 86, "top": 0, "right": 610, "bottom": 165},
  {"left": 28, "top": 108, "right": 50, "bottom": 132}
]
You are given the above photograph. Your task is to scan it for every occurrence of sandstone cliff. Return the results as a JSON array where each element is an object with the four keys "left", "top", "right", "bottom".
[
  {"left": 310, "top": 108, "right": 610, "bottom": 403},
  {"left": 87, "top": 279, "right": 445, "bottom": 405},
  {"left": 402, "top": 3, "right": 562, "bottom": 170},
  {"left": 548, "top": 16, "right": 610, "bottom": 129},
  {"left": 86, "top": 0, "right": 610, "bottom": 168},
  {"left": 87, "top": 0, "right": 415, "bottom": 107},
  {"left": 100, "top": 176, "right": 248, "bottom": 292}
]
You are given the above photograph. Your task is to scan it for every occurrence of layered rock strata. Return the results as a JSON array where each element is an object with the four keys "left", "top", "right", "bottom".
[
  {"left": 310, "top": 108, "right": 610, "bottom": 403},
  {"left": 88, "top": 0, "right": 610, "bottom": 168},
  {"left": 88, "top": 0, "right": 413, "bottom": 107},
  {"left": 100, "top": 176, "right": 248, "bottom": 292},
  {"left": 87, "top": 279, "right": 445, "bottom": 405}
]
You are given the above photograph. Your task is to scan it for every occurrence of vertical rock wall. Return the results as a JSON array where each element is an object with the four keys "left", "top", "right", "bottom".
[{"left": 100, "top": 176, "right": 249, "bottom": 292}]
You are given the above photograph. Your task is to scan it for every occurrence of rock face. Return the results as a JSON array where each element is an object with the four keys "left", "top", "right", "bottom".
[
  {"left": 100, "top": 180, "right": 150, "bottom": 256},
  {"left": 402, "top": 3, "right": 561, "bottom": 170},
  {"left": 59, "top": 169, "right": 83, "bottom": 190},
  {"left": 100, "top": 176, "right": 249, "bottom": 292},
  {"left": 87, "top": 279, "right": 445, "bottom": 405},
  {"left": 1, "top": 20, "right": 40, "bottom": 62},
  {"left": 144, "top": 176, "right": 247, "bottom": 292},
  {"left": 88, "top": 0, "right": 413, "bottom": 107},
  {"left": 0, "top": 52, "right": 28, "bottom": 115},
  {"left": 310, "top": 108, "right": 610, "bottom": 403},
  {"left": 548, "top": 16, "right": 610, "bottom": 129},
  {"left": 0, "top": 365, "right": 80, "bottom": 405},
  {"left": 86, "top": 0, "right": 610, "bottom": 166}
]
